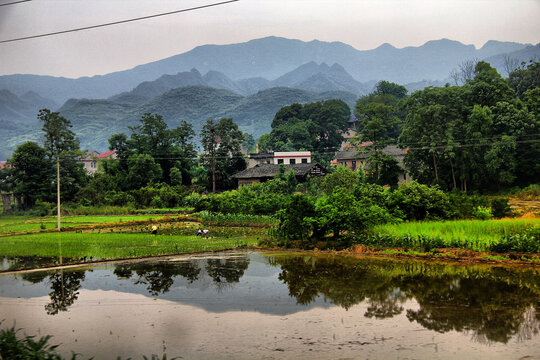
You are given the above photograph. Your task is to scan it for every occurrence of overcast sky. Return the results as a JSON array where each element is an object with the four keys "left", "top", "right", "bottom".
[{"left": 0, "top": 0, "right": 539, "bottom": 78}]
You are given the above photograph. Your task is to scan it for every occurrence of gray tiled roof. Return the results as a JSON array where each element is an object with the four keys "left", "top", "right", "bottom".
[{"left": 232, "top": 163, "right": 327, "bottom": 179}]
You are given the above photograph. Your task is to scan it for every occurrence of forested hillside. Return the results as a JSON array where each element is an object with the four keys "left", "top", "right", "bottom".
[{"left": 45, "top": 85, "right": 356, "bottom": 155}]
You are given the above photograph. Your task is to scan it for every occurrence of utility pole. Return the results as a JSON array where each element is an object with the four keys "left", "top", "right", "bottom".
[
  {"left": 57, "top": 156, "right": 61, "bottom": 231},
  {"left": 211, "top": 127, "right": 216, "bottom": 193}
]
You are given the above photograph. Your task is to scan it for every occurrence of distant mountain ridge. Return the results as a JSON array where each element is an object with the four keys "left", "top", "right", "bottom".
[
  {"left": 0, "top": 89, "right": 57, "bottom": 123},
  {"left": 1, "top": 36, "right": 539, "bottom": 160},
  {"left": 0, "top": 37, "right": 537, "bottom": 104},
  {"left": 112, "top": 64, "right": 370, "bottom": 100}
]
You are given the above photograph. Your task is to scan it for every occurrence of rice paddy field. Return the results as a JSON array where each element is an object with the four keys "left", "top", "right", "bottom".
[
  {"left": 364, "top": 218, "right": 539, "bottom": 253},
  {"left": 0, "top": 215, "right": 172, "bottom": 235},
  {"left": 0, "top": 232, "right": 258, "bottom": 260}
]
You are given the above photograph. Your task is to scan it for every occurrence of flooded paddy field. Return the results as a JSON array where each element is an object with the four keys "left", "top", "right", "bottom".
[{"left": 0, "top": 251, "right": 539, "bottom": 359}]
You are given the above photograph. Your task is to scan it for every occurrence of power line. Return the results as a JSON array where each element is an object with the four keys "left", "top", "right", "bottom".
[
  {"left": 44, "top": 138, "right": 538, "bottom": 163},
  {"left": 0, "top": 0, "right": 30, "bottom": 7},
  {"left": 0, "top": 0, "right": 239, "bottom": 44}
]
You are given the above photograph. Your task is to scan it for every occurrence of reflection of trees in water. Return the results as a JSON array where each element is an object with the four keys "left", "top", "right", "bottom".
[
  {"left": 272, "top": 256, "right": 409, "bottom": 311},
  {"left": 270, "top": 254, "right": 540, "bottom": 343},
  {"left": 44, "top": 270, "right": 86, "bottom": 315},
  {"left": 5, "top": 256, "right": 68, "bottom": 271},
  {"left": 20, "top": 268, "right": 86, "bottom": 315},
  {"left": 404, "top": 278, "right": 540, "bottom": 344},
  {"left": 205, "top": 257, "right": 250, "bottom": 291},
  {"left": 113, "top": 256, "right": 250, "bottom": 294},
  {"left": 114, "top": 261, "right": 201, "bottom": 296},
  {"left": 364, "top": 289, "right": 407, "bottom": 319}
]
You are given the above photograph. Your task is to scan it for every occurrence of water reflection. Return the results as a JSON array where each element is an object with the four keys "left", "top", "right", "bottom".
[
  {"left": 3, "top": 252, "right": 539, "bottom": 345},
  {"left": 0, "top": 256, "right": 76, "bottom": 271},
  {"left": 269, "top": 254, "right": 540, "bottom": 344},
  {"left": 114, "top": 260, "right": 202, "bottom": 295},
  {"left": 44, "top": 270, "right": 86, "bottom": 315}
]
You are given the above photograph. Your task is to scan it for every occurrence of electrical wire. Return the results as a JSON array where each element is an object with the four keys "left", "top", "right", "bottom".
[
  {"left": 0, "top": 0, "right": 30, "bottom": 7},
  {"left": 38, "top": 137, "right": 539, "bottom": 164},
  {"left": 0, "top": 0, "right": 240, "bottom": 44}
]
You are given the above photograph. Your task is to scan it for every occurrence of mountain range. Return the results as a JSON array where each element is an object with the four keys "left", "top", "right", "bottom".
[{"left": 0, "top": 36, "right": 538, "bottom": 160}]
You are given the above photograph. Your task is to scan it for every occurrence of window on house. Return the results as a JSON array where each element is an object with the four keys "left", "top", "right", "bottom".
[
  {"left": 290, "top": 159, "right": 296, "bottom": 164},
  {"left": 301, "top": 158, "right": 307, "bottom": 163},
  {"left": 277, "top": 159, "right": 284, "bottom": 164},
  {"left": 352, "top": 160, "right": 356, "bottom": 170}
]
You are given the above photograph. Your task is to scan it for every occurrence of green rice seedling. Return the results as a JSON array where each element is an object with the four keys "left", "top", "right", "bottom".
[{"left": 364, "top": 218, "right": 539, "bottom": 253}]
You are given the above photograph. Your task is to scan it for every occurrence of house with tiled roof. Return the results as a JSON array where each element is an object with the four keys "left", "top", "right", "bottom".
[
  {"left": 333, "top": 145, "right": 411, "bottom": 184},
  {"left": 232, "top": 163, "right": 328, "bottom": 188},
  {"left": 79, "top": 150, "right": 117, "bottom": 175}
]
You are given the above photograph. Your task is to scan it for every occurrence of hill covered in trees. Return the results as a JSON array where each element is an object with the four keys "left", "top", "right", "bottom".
[{"left": 44, "top": 85, "right": 356, "bottom": 154}]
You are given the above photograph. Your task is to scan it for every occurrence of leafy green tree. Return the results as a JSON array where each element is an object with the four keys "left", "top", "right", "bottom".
[
  {"left": 313, "top": 187, "right": 392, "bottom": 239},
  {"left": 263, "top": 100, "right": 350, "bottom": 164},
  {"left": 467, "top": 61, "right": 514, "bottom": 107},
  {"left": 6, "top": 142, "right": 53, "bottom": 208},
  {"left": 320, "top": 166, "right": 360, "bottom": 195},
  {"left": 355, "top": 81, "right": 407, "bottom": 183},
  {"left": 373, "top": 80, "right": 408, "bottom": 99},
  {"left": 108, "top": 114, "right": 197, "bottom": 188},
  {"left": 508, "top": 61, "right": 539, "bottom": 100},
  {"left": 369, "top": 153, "right": 401, "bottom": 187},
  {"left": 38, "top": 109, "right": 87, "bottom": 202},
  {"left": 126, "top": 154, "right": 162, "bottom": 189},
  {"left": 275, "top": 194, "right": 316, "bottom": 243},
  {"left": 201, "top": 118, "right": 246, "bottom": 192}
]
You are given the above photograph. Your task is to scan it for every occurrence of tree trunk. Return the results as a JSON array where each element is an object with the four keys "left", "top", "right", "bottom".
[
  {"left": 450, "top": 159, "right": 457, "bottom": 189},
  {"left": 432, "top": 152, "right": 439, "bottom": 182},
  {"left": 211, "top": 153, "right": 216, "bottom": 193}
]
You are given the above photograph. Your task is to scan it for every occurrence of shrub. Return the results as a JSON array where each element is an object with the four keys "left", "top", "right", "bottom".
[
  {"left": 387, "top": 181, "right": 451, "bottom": 221},
  {"left": 447, "top": 192, "right": 490, "bottom": 219},
  {"left": 150, "top": 196, "right": 164, "bottom": 208},
  {"left": 490, "top": 197, "right": 512, "bottom": 218},
  {"left": 473, "top": 206, "right": 492, "bottom": 220},
  {"left": 275, "top": 194, "right": 316, "bottom": 244}
]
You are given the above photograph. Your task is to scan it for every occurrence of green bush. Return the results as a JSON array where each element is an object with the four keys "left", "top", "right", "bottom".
[
  {"left": 447, "top": 192, "right": 490, "bottom": 219},
  {"left": 490, "top": 197, "right": 512, "bottom": 218},
  {"left": 473, "top": 206, "right": 492, "bottom": 220},
  {"left": 387, "top": 181, "right": 451, "bottom": 221},
  {"left": 275, "top": 194, "right": 316, "bottom": 245}
]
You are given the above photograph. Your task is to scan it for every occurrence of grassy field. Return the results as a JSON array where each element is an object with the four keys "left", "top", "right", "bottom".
[
  {"left": 0, "top": 232, "right": 258, "bottom": 260},
  {"left": 363, "top": 218, "right": 539, "bottom": 253},
  {"left": 0, "top": 215, "right": 173, "bottom": 235}
]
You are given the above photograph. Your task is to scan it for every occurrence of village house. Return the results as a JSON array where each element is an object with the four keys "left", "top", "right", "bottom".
[
  {"left": 79, "top": 150, "right": 117, "bottom": 175},
  {"left": 246, "top": 151, "right": 311, "bottom": 168},
  {"left": 232, "top": 162, "right": 327, "bottom": 188},
  {"left": 332, "top": 145, "right": 411, "bottom": 184}
]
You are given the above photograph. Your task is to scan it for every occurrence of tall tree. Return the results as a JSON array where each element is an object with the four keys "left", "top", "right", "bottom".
[
  {"left": 263, "top": 100, "right": 350, "bottom": 164},
  {"left": 108, "top": 113, "right": 197, "bottom": 188},
  {"left": 38, "top": 109, "right": 86, "bottom": 203},
  {"left": 6, "top": 142, "right": 53, "bottom": 208},
  {"left": 355, "top": 81, "right": 406, "bottom": 183},
  {"left": 201, "top": 118, "right": 245, "bottom": 192},
  {"left": 401, "top": 62, "right": 538, "bottom": 192}
]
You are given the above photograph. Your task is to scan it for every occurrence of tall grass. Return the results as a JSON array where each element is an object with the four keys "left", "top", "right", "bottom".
[{"left": 361, "top": 218, "right": 539, "bottom": 253}]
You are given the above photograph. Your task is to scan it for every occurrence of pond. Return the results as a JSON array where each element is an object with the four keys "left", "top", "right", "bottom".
[{"left": 0, "top": 251, "right": 539, "bottom": 359}]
